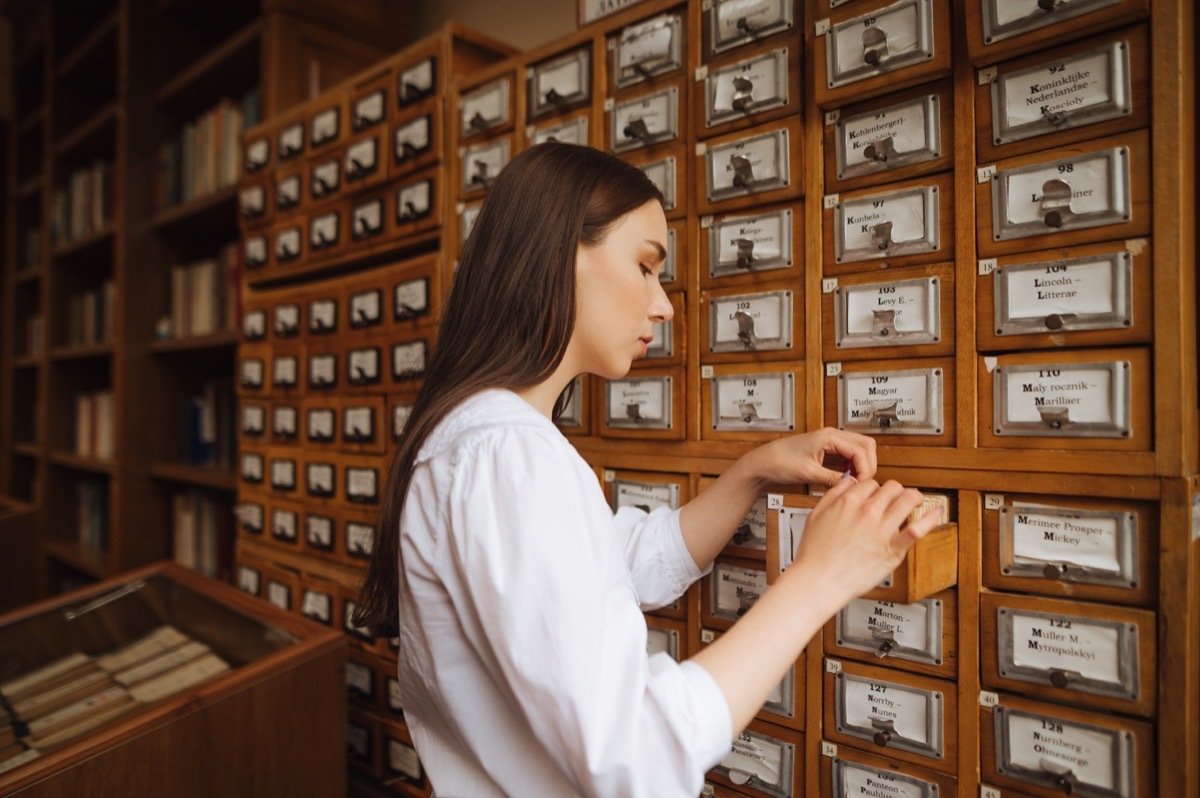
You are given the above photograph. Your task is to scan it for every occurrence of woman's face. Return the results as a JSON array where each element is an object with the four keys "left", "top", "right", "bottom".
[{"left": 570, "top": 200, "right": 674, "bottom": 379}]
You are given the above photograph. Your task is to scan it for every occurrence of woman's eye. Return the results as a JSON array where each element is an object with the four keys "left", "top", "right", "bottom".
[{"left": 639, "top": 264, "right": 652, "bottom": 277}]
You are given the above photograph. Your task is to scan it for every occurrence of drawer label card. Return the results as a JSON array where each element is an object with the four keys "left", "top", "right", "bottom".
[
  {"left": 555, "top": 377, "right": 583, "bottom": 429},
  {"left": 237, "top": 565, "right": 260, "bottom": 594},
  {"left": 710, "top": 290, "right": 792, "bottom": 352},
  {"left": 838, "top": 597, "right": 942, "bottom": 664},
  {"left": 531, "top": 49, "right": 590, "bottom": 116},
  {"left": 240, "top": 358, "right": 264, "bottom": 388},
  {"left": 835, "top": 277, "right": 940, "bottom": 348},
  {"left": 716, "top": 729, "right": 792, "bottom": 797},
  {"left": 532, "top": 116, "right": 589, "bottom": 147},
  {"left": 462, "top": 139, "right": 511, "bottom": 191},
  {"left": 710, "top": 0, "right": 794, "bottom": 55},
  {"left": 348, "top": 348, "right": 381, "bottom": 385},
  {"left": 273, "top": 405, "right": 298, "bottom": 437},
  {"left": 399, "top": 59, "right": 434, "bottom": 103},
  {"left": 270, "top": 459, "right": 296, "bottom": 490},
  {"left": 311, "top": 106, "right": 339, "bottom": 146},
  {"left": 347, "top": 522, "right": 375, "bottom": 556},
  {"left": 267, "top": 580, "right": 290, "bottom": 609},
  {"left": 460, "top": 79, "right": 510, "bottom": 134},
  {"left": 709, "top": 209, "right": 792, "bottom": 276},
  {"left": 612, "top": 87, "right": 679, "bottom": 152},
  {"left": 646, "top": 626, "right": 679, "bottom": 660},
  {"left": 993, "top": 148, "right": 1131, "bottom": 239},
  {"left": 838, "top": 673, "right": 943, "bottom": 756},
  {"left": 639, "top": 157, "right": 676, "bottom": 210},
  {"left": 308, "top": 408, "right": 335, "bottom": 442},
  {"left": 310, "top": 212, "right": 339, "bottom": 249},
  {"left": 343, "top": 406, "right": 375, "bottom": 442},
  {"left": 274, "top": 227, "right": 301, "bottom": 261},
  {"left": 838, "top": 368, "right": 943, "bottom": 435},
  {"left": 354, "top": 89, "right": 385, "bottom": 130},
  {"left": 777, "top": 506, "right": 812, "bottom": 572},
  {"left": 392, "top": 341, "right": 428, "bottom": 379},
  {"left": 245, "top": 137, "right": 269, "bottom": 171},
  {"left": 706, "top": 48, "right": 789, "bottom": 127},
  {"left": 244, "top": 236, "right": 267, "bottom": 268},
  {"left": 647, "top": 317, "right": 672, "bottom": 359},
  {"left": 615, "top": 15, "right": 682, "bottom": 88},
  {"left": 347, "top": 467, "right": 379, "bottom": 502},
  {"left": 306, "top": 515, "right": 333, "bottom": 548},
  {"left": 605, "top": 377, "right": 672, "bottom": 429},
  {"left": 241, "top": 453, "right": 263, "bottom": 482},
  {"left": 706, "top": 129, "right": 790, "bottom": 202},
  {"left": 350, "top": 289, "right": 382, "bottom": 327},
  {"left": 826, "top": 0, "right": 935, "bottom": 89},
  {"left": 272, "top": 355, "right": 297, "bottom": 387},
  {"left": 276, "top": 175, "right": 300, "bottom": 209},
  {"left": 714, "top": 562, "right": 768, "bottom": 619},
  {"left": 981, "top": 0, "right": 1122, "bottom": 45},
  {"left": 344, "top": 137, "right": 379, "bottom": 180},
  {"left": 613, "top": 479, "right": 680, "bottom": 512},
  {"left": 833, "top": 760, "right": 938, "bottom": 798},
  {"left": 733, "top": 496, "right": 769, "bottom": 550},
  {"left": 835, "top": 186, "right": 940, "bottom": 262},
  {"left": 712, "top": 372, "right": 795, "bottom": 431},
  {"left": 239, "top": 185, "right": 264, "bottom": 218},
  {"left": 311, "top": 159, "right": 340, "bottom": 198},
  {"left": 302, "top": 589, "right": 331, "bottom": 623},
  {"left": 1000, "top": 608, "right": 1138, "bottom": 698},
  {"left": 278, "top": 122, "right": 303, "bottom": 159},
  {"left": 242, "top": 310, "right": 266, "bottom": 339},
  {"left": 995, "top": 253, "right": 1132, "bottom": 335},
  {"left": 393, "top": 403, "right": 414, "bottom": 439},
  {"left": 241, "top": 404, "right": 265, "bottom": 435},
  {"left": 460, "top": 203, "right": 482, "bottom": 246},
  {"left": 396, "top": 180, "right": 433, "bottom": 220},
  {"left": 352, "top": 200, "right": 383, "bottom": 240},
  {"left": 994, "top": 361, "right": 1130, "bottom": 437},
  {"left": 836, "top": 94, "right": 941, "bottom": 180},
  {"left": 394, "top": 116, "right": 431, "bottom": 162},
  {"left": 1002, "top": 504, "right": 1137, "bottom": 586},
  {"left": 995, "top": 707, "right": 1131, "bottom": 793},
  {"left": 394, "top": 278, "right": 429, "bottom": 320},
  {"left": 308, "top": 354, "right": 336, "bottom": 388},
  {"left": 387, "top": 739, "right": 421, "bottom": 779}
]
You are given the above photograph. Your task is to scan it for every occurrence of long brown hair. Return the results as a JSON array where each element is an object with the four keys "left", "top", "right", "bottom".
[{"left": 354, "top": 142, "right": 664, "bottom": 637}]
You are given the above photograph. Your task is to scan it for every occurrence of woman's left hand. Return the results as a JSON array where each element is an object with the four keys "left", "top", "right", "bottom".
[{"left": 746, "top": 427, "right": 878, "bottom": 488}]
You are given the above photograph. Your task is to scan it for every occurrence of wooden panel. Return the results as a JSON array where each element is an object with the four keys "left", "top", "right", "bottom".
[{"left": 862, "top": 522, "right": 958, "bottom": 604}]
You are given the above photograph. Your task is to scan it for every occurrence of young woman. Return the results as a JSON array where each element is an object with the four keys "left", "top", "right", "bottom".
[{"left": 354, "top": 142, "right": 941, "bottom": 797}]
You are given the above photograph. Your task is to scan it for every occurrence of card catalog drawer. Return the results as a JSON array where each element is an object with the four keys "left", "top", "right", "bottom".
[
  {"left": 819, "top": 743, "right": 957, "bottom": 798},
  {"left": 977, "top": 129, "right": 1151, "bottom": 258},
  {"left": 343, "top": 277, "right": 387, "bottom": 337},
  {"left": 342, "top": 507, "right": 379, "bottom": 565},
  {"left": 391, "top": 333, "right": 432, "bottom": 384},
  {"left": 965, "top": 0, "right": 1148, "bottom": 67},
  {"left": 459, "top": 135, "right": 512, "bottom": 197},
  {"left": 346, "top": 707, "right": 380, "bottom": 776},
  {"left": 239, "top": 399, "right": 267, "bottom": 443},
  {"left": 701, "top": 282, "right": 803, "bottom": 363},
  {"left": 826, "top": 589, "right": 957, "bottom": 680},
  {"left": 392, "top": 167, "right": 441, "bottom": 239},
  {"left": 765, "top": 491, "right": 821, "bottom": 581},
  {"left": 701, "top": 0, "right": 799, "bottom": 61},
  {"left": 976, "top": 26, "right": 1149, "bottom": 163},
  {"left": 978, "top": 346, "right": 1151, "bottom": 451},
  {"left": 243, "top": 125, "right": 271, "bottom": 175},
  {"left": 308, "top": 151, "right": 343, "bottom": 205},
  {"left": 607, "top": 83, "right": 684, "bottom": 153},
  {"left": 381, "top": 719, "right": 429, "bottom": 795},
  {"left": 696, "top": 43, "right": 802, "bottom": 139},
  {"left": 813, "top": 0, "right": 952, "bottom": 109},
  {"left": 822, "top": 263, "right": 954, "bottom": 361},
  {"left": 275, "top": 114, "right": 305, "bottom": 164},
  {"left": 238, "top": 177, "right": 271, "bottom": 229},
  {"left": 863, "top": 523, "right": 957, "bottom": 604},
  {"left": 599, "top": 368, "right": 685, "bottom": 440},
  {"left": 604, "top": 468, "right": 689, "bottom": 514},
  {"left": 306, "top": 454, "right": 341, "bottom": 503},
  {"left": 243, "top": 231, "right": 268, "bottom": 273},
  {"left": 526, "top": 110, "right": 593, "bottom": 150},
  {"left": 300, "top": 573, "right": 340, "bottom": 629},
  {"left": 303, "top": 397, "right": 338, "bottom": 448},
  {"left": 824, "top": 172, "right": 954, "bottom": 271},
  {"left": 307, "top": 207, "right": 346, "bottom": 259},
  {"left": 239, "top": 446, "right": 266, "bottom": 489},
  {"left": 981, "top": 592, "right": 1156, "bottom": 717},
  {"left": 305, "top": 342, "right": 340, "bottom": 393},
  {"left": 267, "top": 499, "right": 301, "bottom": 547},
  {"left": 270, "top": 400, "right": 301, "bottom": 445},
  {"left": 396, "top": 49, "right": 438, "bottom": 111},
  {"left": 824, "top": 80, "right": 953, "bottom": 193},
  {"left": 708, "top": 719, "right": 804, "bottom": 798},
  {"left": 646, "top": 615, "right": 688, "bottom": 663},
  {"left": 528, "top": 46, "right": 593, "bottom": 120},
  {"left": 390, "top": 100, "right": 442, "bottom": 179},
  {"left": 824, "top": 658, "right": 957, "bottom": 774},
  {"left": 343, "top": 129, "right": 388, "bottom": 190},
  {"left": 388, "top": 252, "right": 440, "bottom": 331},
  {"left": 234, "top": 551, "right": 264, "bottom": 595},
  {"left": 555, "top": 375, "right": 592, "bottom": 437},
  {"left": 698, "top": 477, "right": 770, "bottom": 560},
  {"left": 390, "top": 391, "right": 418, "bottom": 445},
  {"left": 266, "top": 448, "right": 300, "bottom": 497},
  {"left": 458, "top": 73, "right": 514, "bottom": 140},
  {"left": 350, "top": 72, "right": 390, "bottom": 134},
  {"left": 342, "top": 583, "right": 382, "bottom": 653},
  {"left": 703, "top": 556, "right": 769, "bottom": 631},
  {"left": 701, "top": 362, "right": 804, "bottom": 441},
  {"left": 700, "top": 202, "right": 803, "bottom": 288},
  {"left": 270, "top": 299, "right": 302, "bottom": 340},
  {"left": 976, "top": 240, "right": 1152, "bottom": 352},
  {"left": 697, "top": 117, "right": 804, "bottom": 215},
  {"left": 242, "top": 304, "right": 268, "bottom": 342},
  {"left": 270, "top": 221, "right": 304, "bottom": 270},
  {"left": 262, "top": 562, "right": 302, "bottom": 615},
  {"left": 346, "top": 648, "right": 379, "bottom": 708},
  {"left": 608, "top": 12, "right": 686, "bottom": 91},
  {"left": 659, "top": 219, "right": 686, "bottom": 288},
  {"left": 343, "top": 456, "right": 382, "bottom": 507},
  {"left": 825, "top": 357, "right": 955, "bottom": 446},
  {"left": 269, "top": 345, "right": 303, "bottom": 395},
  {"left": 620, "top": 144, "right": 687, "bottom": 220},
  {"left": 344, "top": 342, "right": 385, "bottom": 393},
  {"left": 349, "top": 189, "right": 390, "bottom": 249},
  {"left": 979, "top": 693, "right": 1155, "bottom": 797},
  {"left": 982, "top": 491, "right": 1157, "bottom": 607},
  {"left": 341, "top": 396, "right": 387, "bottom": 455},
  {"left": 700, "top": 626, "right": 805, "bottom": 730},
  {"left": 307, "top": 94, "right": 345, "bottom": 154},
  {"left": 237, "top": 346, "right": 267, "bottom": 394}
]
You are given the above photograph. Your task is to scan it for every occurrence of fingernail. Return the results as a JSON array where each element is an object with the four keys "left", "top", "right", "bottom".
[{"left": 840, "top": 469, "right": 857, "bottom": 484}]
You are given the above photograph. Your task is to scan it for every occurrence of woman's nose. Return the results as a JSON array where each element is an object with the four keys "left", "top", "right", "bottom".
[{"left": 648, "top": 279, "right": 674, "bottom": 322}]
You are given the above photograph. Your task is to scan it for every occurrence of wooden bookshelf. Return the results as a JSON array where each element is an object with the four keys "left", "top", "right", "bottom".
[
  {"left": 41, "top": 539, "right": 108, "bottom": 578},
  {"left": 149, "top": 185, "right": 238, "bottom": 234},
  {"left": 47, "top": 450, "right": 116, "bottom": 475},
  {"left": 54, "top": 9, "right": 118, "bottom": 80},
  {"left": 50, "top": 223, "right": 115, "bottom": 261},
  {"left": 48, "top": 343, "right": 114, "bottom": 362},
  {"left": 154, "top": 19, "right": 264, "bottom": 110},
  {"left": 11, "top": 443, "right": 41, "bottom": 459},
  {"left": 148, "top": 462, "right": 238, "bottom": 492},
  {"left": 149, "top": 330, "right": 239, "bottom": 354},
  {"left": 52, "top": 100, "right": 117, "bottom": 158}
]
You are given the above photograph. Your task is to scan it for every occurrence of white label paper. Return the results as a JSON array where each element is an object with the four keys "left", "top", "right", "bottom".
[
  {"left": 348, "top": 468, "right": 378, "bottom": 499},
  {"left": 394, "top": 116, "right": 430, "bottom": 155},
  {"left": 536, "top": 51, "right": 587, "bottom": 101},
  {"left": 840, "top": 191, "right": 931, "bottom": 251},
  {"left": 1002, "top": 49, "right": 1120, "bottom": 130},
  {"left": 237, "top": 566, "right": 260, "bottom": 595},
  {"left": 347, "top": 522, "right": 374, "bottom": 555},
  {"left": 1003, "top": 366, "right": 1116, "bottom": 425},
  {"left": 463, "top": 140, "right": 510, "bottom": 188},
  {"left": 241, "top": 453, "right": 263, "bottom": 480},
  {"left": 274, "top": 228, "right": 300, "bottom": 259},
  {"left": 715, "top": 563, "right": 767, "bottom": 616},
  {"left": 618, "top": 16, "right": 677, "bottom": 73},
  {"left": 311, "top": 107, "right": 338, "bottom": 143},
  {"left": 245, "top": 237, "right": 267, "bottom": 265},
  {"left": 842, "top": 371, "right": 936, "bottom": 426},
  {"left": 844, "top": 280, "right": 934, "bottom": 334},
  {"left": 713, "top": 293, "right": 788, "bottom": 348},
  {"left": 833, "top": 3, "right": 922, "bottom": 74},
  {"left": 346, "top": 661, "right": 373, "bottom": 694},
  {"left": 310, "top": 213, "right": 338, "bottom": 247},
  {"left": 1003, "top": 712, "right": 1119, "bottom": 790},
  {"left": 1010, "top": 507, "right": 1123, "bottom": 573},
  {"left": 267, "top": 581, "right": 290, "bottom": 609},
  {"left": 647, "top": 626, "right": 678, "bottom": 660},
  {"left": 278, "top": 123, "right": 302, "bottom": 157},
  {"left": 607, "top": 378, "right": 669, "bottom": 426},
  {"left": 1004, "top": 155, "right": 1115, "bottom": 224},
  {"left": 303, "top": 590, "right": 331, "bottom": 621},
  {"left": 345, "top": 138, "right": 378, "bottom": 176},
  {"left": 307, "top": 516, "right": 332, "bottom": 546},
  {"left": 1003, "top": 260, "right": 1116, "bottom": 319},
  {"left": 272, "top": 406, "right": 297, "bottom": 435},
  {"left": 715, "top": 0, "right": 790, "bottom": 44},
  {"left": 613, "top": 89, "right": 677, "bottom": 148},
  {"left": 400, "top": 59, "right": 434, "bottom": 99},
  {"left": 709, "top": 50, "right": 786, "bottom": 119},
  {"left": 460, "top": 80, "right": 509, "bottom": 130},
  {"left": 397, "top": 181, "right": 431, "bottom": 218},
  {"left": 714, "top": 373, "right": 790, "bottom": 428},
  {"left": 709, "top": 130, "right": 786, "bottom": 194},
  {"left": 307, "top": 463, "right": 334, "bottom": 494},
  {"left": 308, "top": 409, "right": 335, "bottom": 440},
  {"left": 388, "top": 739, "right": 422, "bottom": 779},
  {"left": 843, "top": 678, "right": 931, "bottom": 744},
  {"left": 309, "top": 354, "right": 336, "bottom": 385},
  {"left": 615, "top": 480, "right": 680, "bottom": 511},
  {"left": 272, "top": 356, "right": 297, "bottom": 385},
  {"left": 270, "top": 459, "right": 295, "bottom": 488},
  {"left": 393, "top": 342, "right": 426, "bottom": 375},
  {"left": 639, "top": 158, "right": 675, "bottom": 209},
  {"left": 841, "top": 763, "right": 929, "bottom": 798},
  {"left": 720, "top": 730, "right": 788, "bottom": 790},
  {"left": 533, "top": 116, "right": 588, "bottom": 146},
  {"left": 714, "top": 211, "right": 787, "bottom": 269},
  {"left": 312, "top": 160, "right": 339, "bottom": 195},
  {"left": 241, "top": 359, "right": 263, "bottom": 386},
  {"left": 355, "top": 90, "right": 384, "bottom": 126},
  {"left": 1010, "top": 613, "right": 1122, "bottom": 684},
  {"left": 394, "top": 404, "right": 413, "bottom": 437},
  {"left": 242, "top": 405, "right": 265, "bottom": 433},
  {"left": 344, "top": 407, "right": 373, "bottom": 440},
  {"left": 842, "top": 599, "right": 931, "bottom": 651},
  {"left": 246, "top": 138, "right": 269, "bottom": 167},
  {"left": 348, "top": 349, "right": 378, "bottom": 382},
  {"left": 841, "top": 97, "right": 934, "bottom": 171},
  {"left": 353, "top": 201, "right": 382, "bottom": 237}
]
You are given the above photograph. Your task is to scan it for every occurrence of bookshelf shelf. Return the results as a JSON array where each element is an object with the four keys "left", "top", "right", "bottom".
[
  {"left": 14, "top": 268, "right": 42, "bottom": 286},
  {"left": 151, "top": 185, "right": 238, "bottom": 234},
  {"left": 155, "top": 19, "right": 263, "bottom": 114},
  {"left": 55, "top": 10, "right": 119, "bottom": 81},
  {"left": 48, "top": 343, "right": 113, "bottom": 362},
  {"left": 53, "top": 101, "right": 117, "bottom": 159},
  {"left": 12, "top": 443, "right": 42, "bottom": 458},
  {"left": 149, "top": 462, "right": 237, "bottom": 492},
  {"left": 16, "top": 174, "right": 44, "bottom": 199},
  {"left": 47, "top": 451, "right": 116, "bottom": 475},
  {"left": 42, "top": 539, "right": 108, "bottom": 579},
  {"left": 51, "top": 224, "right": 115, "bottom": 262},
  {"left": 17, "top": 106, "right": 45, "bottom": 136},
  {"left": 149, "top": 330, "right": 239, "bottom": 354}
]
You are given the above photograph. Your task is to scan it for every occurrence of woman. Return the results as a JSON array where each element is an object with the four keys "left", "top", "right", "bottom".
[{"left": 354, "top": 142, "right": 941, "bottom": 797}]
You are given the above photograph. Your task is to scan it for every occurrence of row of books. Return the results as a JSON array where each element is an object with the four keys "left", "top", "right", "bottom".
[
  {"left": 52, "top": 160, "right": 114, "bottom": 245},
  {"left": 172, "top": 491, "right": 234, "bottom": 581},
  {"left": 154, "top": 88, "right": 260, "bottom": 213},
  {"left": 66, "top": 280, "right": 116, "bottom": 348},
  {"left": 75, "top": 391, "right": 115, "bottom": 461},
  {"left": 168, "top": 242, "right": 243, "bottom": 338},
  {"left": 183, "top": 377, "right": 235, "bottom": 469},
  {"left": 23, "top": 315, "right": 44, "bottom": 359},
  {"left": 21, "top": 227, "right": 41, "bottom": 272},
  {"left": 75, "top": 481, "right": 108, "bottom": 552}
]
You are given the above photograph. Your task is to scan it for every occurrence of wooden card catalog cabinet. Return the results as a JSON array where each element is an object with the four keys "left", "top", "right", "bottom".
[
  {"left": 864, "top": 523, "right": 957, "bottom": 604},
  {"left": 623, "top": 146, "right": 686, "bottom": 219},
  {"left": 701, "top": 284, "right": 802, "bottom": 361},
  {"left": 964, "top": 0, "right": 1149, "bottom": 66},
  {"left": 460, "top": 136, "right": 512, "bottom": 195},
  {"left": 308, "top": 209, "right": 345, "bottom": 258},
  {"left": 976, "top": 240, "right": 1152, "bottom": 352},
  {"left": 554, "top": 375, "right": 590, "bottom": 436},
  {"left": 309, "top": 155, "right": 342, "bottom": 204},
  {"left": 701, "top": 0, "right": 797, "bottom": 60},
  {"left": 528, "top": 112, "right": 591, "bottom": 148},
  {"left": 608, "top": 85, "right": 682, "bottom": 153},
  {"left": 699, "top": 477, "right": 770, "bottom": 558},
  {"left": 271, "top": 402, "right": 300, "bottom": 444},
  {"left": 825, "top": 173, "right": 953, "bottom": 272},
  {"left": 764, "top": 492, "right": 820, "bottom": 580},
  {"left": 979, "top": 346, "right": 1151, "bottom": 450},
  {"left": 382, "top": 720, "right": 427, "bottom": 794},
  {"left": 825, "top": 81, "right": 952, "bottom": 192},
  {"left": 700, "top": 204, "right": 800, "bottom": 287},
  {"left": 703, "top": 556, "right": 769, "bottom": 630},
  {"left": 979, "top": 693, "right": 1155, "bottom": 797},
  {"left": 821, "top": 745, "right": 956, "bottom": 798},
  {"left": 697, "top": 45, "right": 801, "bottom": 137},
  {"left": 980, "top": 592, "right": 1156, "bottom": 717},
  {"left": 826, "top": 358, "right": 954, "bottom": 446},
  {"left": 345, "top": 459, "right": 381, "bottom": 506},
  {"left": 271, "top": 223, "right": 303, "bottom": 269},
  {"left": 646, "top": 615, "right": 687, "bottom": 662},
  {"left": 244, "top": 129, "right": 271, "bottom": 175},
  {"left": 459, "top": 76, "right": 513, "bottom": 140},
  {"left": 528, "top": 47, "right": 592, "bottom": 119},
  {"left": 823, "top": 264, "right": 953, "bottom": 361},
  {"left": 813, "top": 0, "right": 951, "bottom": 108},
  {"left": 308, "top": 97, "right": 344, "bottom": 154},
  {"left": 606, "top": 470, "right": 686, "bottom": 513},
  {"left": 698, "top": 118, "right": 803, "bottom": 214},
  {"left": 600, "top": 370, "right": 684, "bottom": 439},
  {"left": 397, "top": 55, "right": 437, "bottom": 109},
  {"left": 828, "top": 590, "right": 956, "bottom": 680},
  {"left": 303, "top": 510, "right": 337, "bottom": 558},
  {"left": 392, "top": 169, "right": 439, "bottom": 237},
  {"left": 977, "top": 129, "right": 1150, "bottom": 257},
  {"left": 391, "top": 105, "right": 440, "bottom": 178},
  {"left": 982, "top": 492, "right": 1156, "bottom": 607},
  {"left": 825, "top": 658, "right": 957, "bottom": 774},
  {"left": 698, "top": 626, "right": 805, "bottom": 729},
  {"left": 976, "top": 26, "right": 1148, "bottom": 163},
  {"left": 708, "top": 721, "right": 803, "bottom": 798},
  {"left": 609, "top": 13, "right": 685, "bottom": 90},
  {"left": 244, "top": 233, "right": 268, "bottom": 272},
  {"left": 346, "top": 346, "right": 383, "bottom": 390},
  {"left": 343, "top": 130, "right": 386, "bottom": 189},
  {"left": 351, "top": 75, "right": 389, "bottom": 133},
  {"left": 391, "top": 337, "right": 429, "bottom": 383},
  {"left": 239, "top": 180, "right": 269, "bottom": 227},
  {"left": 276, "top": 117, "right": 305, "bottom": 163},
  {"left": 701, "top": 363, "right": 803, "bottom": 441}
]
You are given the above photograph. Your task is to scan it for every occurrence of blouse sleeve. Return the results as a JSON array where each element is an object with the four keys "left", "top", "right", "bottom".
[
  {"left": 442, "top": 426, "right": 732, "bottom": 798},
  {"left": 612, "top": 505, "right": 709, "bottom": 610}
]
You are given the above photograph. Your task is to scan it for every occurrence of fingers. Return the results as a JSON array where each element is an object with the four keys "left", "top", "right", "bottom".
[{"left": 818, "top": 428, "right": 877, "bottom": 482}]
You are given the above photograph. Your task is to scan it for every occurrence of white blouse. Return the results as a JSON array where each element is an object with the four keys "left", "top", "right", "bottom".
[{"left": 396, "top": 389, "right": 732, "bottom": 797}]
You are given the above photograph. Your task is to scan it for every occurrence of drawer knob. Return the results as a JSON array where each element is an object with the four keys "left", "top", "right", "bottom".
[
  {"left": 1049, "top": 669, "right": 1072, "bottom": 688},
  {"left": 735, "top": 15, "right": 755, "bottom": 35},
  {"left": 468, "top": 111, "right": 488, "bottom": 132},
  {"left": 870, "top": 402, "right": 899, "bottom": 428},
  {"left": 871, "top": 628, "right": 896, "bottom": 659},
  {"left": 735, "top": 310, "right": 757, "bottom": 349},
  {"left": 1039, "top": 759, "right": 1078, "bottom": 794},
  {"left": 871, "top": 309, "right": 896, "bottom": 338},
  {"left": 1040, "top": 178, "right": 1074, "bottom": 227},
  {"left": 870, "top": 718, "right": 895, "bottom": 747},
  {"left": 399, "top": 200, "right": 421, "bottom": 220},
  {"left": 734, "top": 237, "right": 756, "bottom": 269},
  {"left": 401, "top": 81, "right": 424, "bottom": 102},
  {"left": 1037, "top": 0, "right": 1065, "bottom": 11},
  {"left": 732, "top": 522, "right": 755, "bottom": 545},
  {"left": 731, "top": 76, "right": 756, "bottom": 112},
  {"left": 1043, "top": 562, "right": 1070, "bottom": 580},
  {"left": 862, "top": 27, "right": 889, "bottom": 66},
  {"left": 1037, "top": 406, "right": 1071, "bottom": 429},
  {"left": 730, "top": 154, "right": 756, "bottom": 188},
  {"left": 544, "top": 87, "right": 565, "bottom": 107},
  {"left": 1043, "top": 312, "right": 1077, "bottom": 331},
  {"left": 871, "top": 221, "right": 895, "bottom": 251},
  {"left": 738, "top": 402, "right": 761, "bottom": 423},
  {"left": 863, "top": 136, "right": 896, "bottom": 163},
  {"left": 471, "top": 160, "right": 491, "bottom": 185},
  {"left": 623, "top": 117, "right": 652, "bottom": 142},
  {"left": 396, "top": 140, "right": 418, "bottom": 162},
  {"left": 625, "top": 402, "right": 644, "bottom": 422}
]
